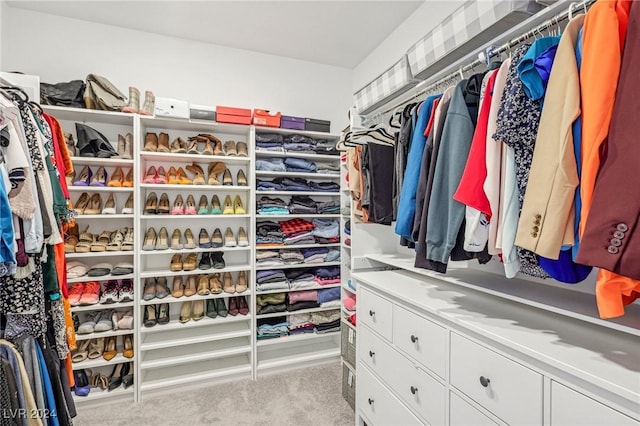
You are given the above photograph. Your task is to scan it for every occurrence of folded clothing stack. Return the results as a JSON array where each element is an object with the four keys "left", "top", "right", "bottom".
[
  {"left": 311, "top": 310, "right": 341, "bottom": 334},
  {"left": 312, "top": 218, "right": 340, "bottom": 242},
  {"left": 256, "top": 177, "right": 340, "bottom": 193},
  {"left": 343, "top": 293, "right": 356, "bottom": 312},
  {"left": 289, "top": 195, "right": 317, "bottom": 214},
  {"left": 280, "top": 249, "right": 304, "bottom": 264},
  {"left": 284, "top": 157, "right": 317, "bottom": 173},
  {"left": 256, "top": 158, "right": 286, "bottom": 172},
  {"left": 256, "top": 292, "right": 287, "bottom": 315},
  {"left": 344, "top": 219, "right": 351, "bottom": 236},
  {"left": 257, "top": 316, "right": 288, "bottom": 340},
  {"left": 280, "top": 218, "right": 316, "bottom": 246},
  {"left": 315, "top": 162, "right": 341, "bottom": 174},
  {"left": 256, "top": 270, "right": 290, "bottom": 292},
  {"left": 317, "top": 287, "right": 341, "bottom": 308},
  {"left": 286, "top": 290, "right": 319, "bottom": 312},
  {"left": 284, "top": 134, "right": 316, "bottom": 154},
  {"left": 325, "top": 249, "right": 340, "bottom": 262},
  {"left": 314, "top": 139, "right": 339, "bottom": 156},
  {"left": 316, "top": 200, "right": 340, "bottom": 214},
  {"left": 288, "top": 313, "right": 314, "bottom": 335},
  {"left": 255, "top": 133, "right": 284, "bottom": 152},
  {"left": 301, "top": 247, "right": 329, "bottom": 264},
  {"left": 257, "top": 196, "right": 289, "bottom": 215},
  {"left": 287, "top": 270, "right": 317, "bottom": 290},
  {"left": 314, "top": 266, "right": 341, "bottom": 285},
  {"left": 256, "top": 221, "right": 285, "bottom": 245},
  {"left": 256, "top": 250, "right": 281, "bottom": 267}
]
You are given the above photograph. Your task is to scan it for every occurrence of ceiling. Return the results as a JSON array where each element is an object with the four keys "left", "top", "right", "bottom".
[{"left": 7, "top": 0, "right": 427, "bottom": 68}]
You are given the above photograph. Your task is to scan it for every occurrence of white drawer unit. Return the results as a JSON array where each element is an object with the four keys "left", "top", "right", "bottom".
[
  {"left": 449, "top": 392, "right": 499, "bottom": 426},
  {"left": 550, "top": 382, "right": 638, "bottom": 426},
  {"left": 360, "top": 287, "right": 393, "bottom": 341},
  {"left": 393, "top": 304, "right": 447, "bottom": 379},
  {"left": 357, "top": 365, "right": 423, "bottom": 426},
  {"left": 353, "top": 269, "right": 640, "bottom": 426}
]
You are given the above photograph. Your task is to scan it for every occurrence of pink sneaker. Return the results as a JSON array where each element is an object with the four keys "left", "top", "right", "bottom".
[
  {"left": 68, "top": 282, "right": 85, "bottom": 306},
  {"left": 79, "top": 281, "right": 101, "bottom": 305}
]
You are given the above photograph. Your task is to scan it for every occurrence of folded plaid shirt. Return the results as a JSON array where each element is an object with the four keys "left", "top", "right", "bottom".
[{"left": 279, "top": 218, "right": 315, "bottom": 235}]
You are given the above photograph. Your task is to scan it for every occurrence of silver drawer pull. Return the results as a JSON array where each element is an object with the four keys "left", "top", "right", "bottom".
[
  {"left": 368, "top": 350, "right": 375, "bottom": 358},
  {"left": 479, "top": 376, "right": 491, "bottom": 387},
  {"left": 410, "top": 386, "right": 418, "bottom": 395},
  {"left": 369, "top": 310, "right": 375, "bottom": 317},
  {"left": 410, "top": 335, "right": 418, "bottom": 343},
  {"left": 368, "top": 398, "right": 374, "bottom": 405}
]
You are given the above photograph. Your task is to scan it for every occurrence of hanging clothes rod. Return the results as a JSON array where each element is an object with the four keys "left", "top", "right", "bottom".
[{"left": 368, "top": 0, "right": 594, "bottom": 120}]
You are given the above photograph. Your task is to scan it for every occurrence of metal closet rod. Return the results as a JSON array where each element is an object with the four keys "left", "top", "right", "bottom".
[{"left": 371, "top": 0, "right": 595, "bottom": 119}]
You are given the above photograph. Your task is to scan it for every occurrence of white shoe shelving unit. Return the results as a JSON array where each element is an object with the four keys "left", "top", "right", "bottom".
[
  {"left": 48, "top": 105, "right": 343, "bottom": 404},
  {"left": 253, "top": 127, "right": 343, "bottom": 375}
]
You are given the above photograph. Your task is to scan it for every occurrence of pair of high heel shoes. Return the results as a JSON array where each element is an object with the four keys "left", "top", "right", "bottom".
[
  {"left": 143, "top": 164, "right": 247, "bottom": 186},
  {"left": 144, "top": 192, "right": 245, "bottom": 215},
  {"left": 170, "top": 272, "right": 239, "bottom": 297},
  {"left": 70, "top": 165, "right": 133, "bottom": 188},
  {"left": 73, "top": 363, "right": 133, "bottom": 396},
  {"left": 75, "top": 192, "right": 134, "bottom": 215},
  {"left": 74, "top": 123, "right": 132, "bottom": 159},
  {"left": 178, "top": 296, "right": 248, "bottom": 322},
  {"left": 170, "top": 252, "right": 224, "bottom": 271},
  {"left": 185, "top": 134, "right": 248, "bottom": 157},
  {"left": 144, "top": 303, "right": 170, "bottom": 327},
  {"left": 142, "top": 227, "right": 196, "bottom": 251},
  {"left": 71, "top": 334, "right": 134, "bottom": 363}
]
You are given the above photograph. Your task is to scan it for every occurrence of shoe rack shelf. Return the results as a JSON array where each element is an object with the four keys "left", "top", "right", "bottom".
[
  {"left": 140, "top": 290, "right": 251, "bottom": 306},
  {"left": 72, "top": 301, "right": 135, "bottom": 313},
  {"left": 68, "top": 274, "right": 135, "bottom": 284},
  {"left": 255, "top": 171, "right": 341, "bottom": 179},
  {"left": 255, "top": 261, "right": 341, "bottom": 271},
  {"left": 139, "top": 246, "right": 251, "bottom": 255},
  {"left": 140, "top": 314, "right": 249, "bottom": 333},
  {"left": 66, "top": 251, "right": 133, "bottom": 259},
  {"left": 140, "top": 151, "right": 250, "bottom": 165},
  {"left": 256, "top": 191, "right": 340, "bottom": 196},
  {"left": 139, "top": 214, "right": 251, "bottom": 220},
  {"left": 75, "top": 329, "right": 135, "bottom": 341},
  {"left": 141, "top": 321, "right": 251, "bottom": 350},
  {"left": 255, "top": 150, "right": 340, "bottom": 161},
  {"left": 68, "top": 186, "right": 133, "bottom": 193},
  {"left": 255, "top": 214, "right": 341, "bottom": 219},
  {"left": 139, "top": 183, "right": 250, "bottom": 191},
  {"left": 256, "top": 331, "right": 340, "bottom": 347},
  {"left": 74, "top": 386, "right": 134, "bottom": 404},
  {"left": 73, "top": 354, "right": 135, "bottom": 370},
  {"left": 256, "top": 243, "right": 341, "bottom": 250},
  {"left": 255, "top": 283, "right": 342, "bottom": 296},
  {"left": 139, "top": 265, "right": 249, "bottom": 279}
]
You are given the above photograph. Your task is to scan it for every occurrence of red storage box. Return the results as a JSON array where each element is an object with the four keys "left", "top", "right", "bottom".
[
  {"left": 216, "top": 106, "right": 252, "bottom": 125},
  {"left": 253, "top": 109, "right": 281, "bottom": 127}
]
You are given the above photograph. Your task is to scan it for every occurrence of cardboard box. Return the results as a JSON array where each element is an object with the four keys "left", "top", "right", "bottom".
[
  {"left": 0, "top": 72, "right": 40, "bottom": 103},
  {"left": 216, "top": 106, "right": 251, "bottom": 125},
  {"left": 305, "top": 117, "right": 331, "bottom": 133},
  {"left": 281, "top": 115, "right": 305, "bottom": 130},
  {"left": 253, "top": 109, "right": 281, "bottom": 127},
  {"left": 155, "top": 97, "right": 190, "bottom": 119}
]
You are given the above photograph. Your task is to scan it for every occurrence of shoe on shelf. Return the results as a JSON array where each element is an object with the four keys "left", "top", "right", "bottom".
[
  {"left": 211, "top": 228, "right": 223, "bottom": 248},
  {"left": 102, "top": 193, "right": 117, "bottom": 214},
  {"left": 90, "top": 230, "right": 110, "bottom": 252},
  {"left": 144, "top": 305, "right": 157, "bottom": 328},
  {"left": 187, "top": 139, "right": 200, "bottom": 155},
  {"left": 228, "top": 297, "right": 239, "bottom": 316},
  {"left": 123, "top": 168, "right": 134, "bottom": 187},
  {"left": 80, "top": 281, "right": 101, "bottom": 305},
  {"left": 73, "top": 369, "right": 91, "bottom": 397},
  {"left": 198, "top": 195, "right": 210, "bottom": 214},
  {"left": 143, "top": 132, "right": 158, "bottom": 152},
  {"left": 155, "top": 166, "right": 167, "bottom": 184},
  {"left": 156, "top": 277, "right": 170, "bottom": 299},
  {"left": 222, "top": 195, "right": 234, "bottom": 215},
  {"left": 215, "top": 297, "right": 228, "bottom": 317},
  {"left": 170, "top": 254, "right": 183, "bottom": 271},
  {"left": 122, "top": 334, "right": 134, "bottom": 359},
  {"left": 222, "top": 168, "right": 233, "bottom": 186},
  {"left": 198, "top": 228, "right": 211, "bottom": 248},
  {"left": 238, "top": 296, "right": 249, "bottom": 315},
  {"left": 114, "top": 133, "right": 133, "bottom": 159},
  {"left": 186, "top": 164, "right": 205, "bottom": 185},
  {"left": 122, "top": 193, "right": 134, "bottom": 214},
  {"left": 118, "top": 279, "right": 134, "bottom": 302},
  {"left": 176, "top": 167, "right": 192, "bottom": 185},
  {"left": 74, "top": 192, "right": 90, "bottom": 215},
  {"left": 238, "top": 227, "right": 249, "bottom": 247},
  {"left": 158, "top": 193, "right": 170, "bottom": 214},
  {"left": 234, "top": 195, "right": 246, "bottom": 214},
  {"left": 223, "top": 140, "right": 237, "bottom": 156},
  {"left": 87, "top": 338, "right": 105, "bottom": 360},
  {"left": 66, "top": 170, "right": 75, "bottom": 188},
  {"left": 77, "top": 311, "right": 100, "bottom": 334},
  {"left": 179, "top": 301, "right": 192, "bottom": 323},
  {"left": 157, "top": 303, "right": 170, "bottom": 325},
  {"left": 185, "top": 194, "right": 197, "bottom": 215},
  {"left": 209, "top": 273, "right": 223, "bottom": 294},
  {"left": 210, "top": 195, "right": 223, "bottom": 214},
  {"left": 192, "top": 300, "right": 205, "bottom": 321},
  {"left": 106, "top": 229, "right": 124, "bottom": 251},
  {"left": 236, "top": 271, "right": 248, "bottom": 293},
  {"left": 172, "top": 276, "right": 184, "bottom": 298},
  {"left": 144, "top": 165, "right": 158, "bottom": 183},
  {"left": 90, "top": 166, "right": 108, "bottom": 187},
  {"left": 171, "top": 194, "right": 184, "bottom": 215},
  {"left": 64, "top": 222, "right": 80, "bottom": 253},
  {"left": 157, "top": 132, "right": 170, "bottom": 153},
  {"left": 74, "top": 225, "right": 93, "bottom": 253},
  {"left": 184, "top": 228, "right": 196, "bottom": 249},
  {"left": 224, "top": 227, "right": 237, "bottom": 247},
  {"left": 156, "top": 227, "right": 169, "bottom": 250},
  {"left": 107, "top": 361, "right": 126, "bottom": 391},
  {"left": 167, "top": 166, "right": 178, "bottom": 184},
  {"left": 84, "top": 193, "right": 103, "bottom": 215},
  {"left": 73, "top": 166, "right": 92, "bottom": 186},
  {"left": 237, "top": 141, "right": 248, "bottom": 157},
  {"left": 222, "top": 271, "right": 235, "bottom": 293},
  {"left": 198, "top": 252, "right": 212, "bottom": 270},
  {"left": 184, "top": 276, "right": 197, "bottom": 297},
  {"left": 207, "top": 162, "right": 226, "bottom": 185},
  {"left": 171, "top": 137, "right": 187, "bottom": 153},
  {"left": 202, "top": 139, "right": 214, "bottom": 155},
  {"left": 143, "top": 278, "right": 156, "bottom": 301},
  {"left": 122, "top": 363, "right": 134, "bottom": 389},
  {"left": 206, "top": 299, "right": 217, "bottom": 319},
  {"left": 108, "top": 166, "right": 124, "bottom": 187},
  {"left": 71, "top": 341, "right": 90, "bottom": 364},
  {"left": 197, "top": 274, "right": 210, "bottom": 295},
  {"left": 171, "top": 228, "right": 183, "bottom": 250},
  {"left": 94, "top": 309, "right": 114, "bottom": 332},
  {"left": 183, "top": 253, "right": 198, "bottom": 271},
  {"left": 122, "top": 227, "right": 134, "bottom": 251},
  {"left": 144, "top": 192, "right": 158, "bottom": 214},
  {"left": 142, "top": 227, "right": 158, "bottom": 251},
  {"left": 100, "top": 280, "right": 119, "bottom": 304},
  {"left": 117, "top": 310, "right": 134, "bottom": 330},
  {"left": 139, "top": 90, "right": 155, "bottom": 116},
  {"left": 236, "top": 169, "right": 247, "bottom": 186},
  {"left": 103, "top": 336, "right": 118, "bottom": 361},
  {"left": 121, "top": 86, "right": 140, "bottom": 113},
  {"left": 212, "top": 252, "right": 225, "bottom": 269}
]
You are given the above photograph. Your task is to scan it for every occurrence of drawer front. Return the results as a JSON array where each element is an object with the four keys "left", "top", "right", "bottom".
[
  {"left": 551, "top": 382, "right": 638, "bottom": 426},
  {"left": 359, "top": 288, "right": 393, "bottom": 341},
  {"left": 393, "top": 304, "right": 447, "bottom": 378},
  {"left": 360, "top": 326, "right": 446, "bottom": 426},
  {"left": 450, "top": 333, "right": 543, "bottom": 425},
  {"left": 357, "top": 365, "right": 422, "bottom": 426},
  {"left": 450, "top": 392, "right": 499, "bottom": 426}
]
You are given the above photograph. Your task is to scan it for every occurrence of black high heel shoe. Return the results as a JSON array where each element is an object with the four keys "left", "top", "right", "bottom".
[
  {"left": 108, "top": 362, "right": 128, "bottom": 391},
  {"left": 122, "top": 362, "right": 134, "bottom": 389}
]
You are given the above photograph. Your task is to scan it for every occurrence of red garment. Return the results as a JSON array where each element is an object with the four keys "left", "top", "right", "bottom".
[
  {"left": 452, "top": 69, "right": 499, "bottom": 216},
  {"left": 423, "top": 98, "right": 440, "bottom": 137},
  {"left": 43, "top": 113, "right": 70, "bottom": 198},
  {"left": 279, "top": 218, "right": 315, "bottom": 235}
]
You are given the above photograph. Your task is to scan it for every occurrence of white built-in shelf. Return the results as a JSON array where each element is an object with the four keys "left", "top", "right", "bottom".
[
  {"left": 255, "top": 127, "right": 340, "bottom": 139},
  {"left": 72, "top": 214, "right": 134, "bottom": 219},
  {"left": 256, "top": 191, "right": 340, "bottom": 197},
  {"left": 139, "top": 115, "right": 251, "bottom": 135},
  {"left": 255, "top": 171, "right": 340, "bottom": 179},
  {"left": 141, "top": 313, "right": 250, "bottom": 334},
  {"left": 256, "top": 342, "right": 340, "bottom": 372},
  {"left": 73, "top": 386, "right": 133, "bottom": 403},
  {"left": 341, "top": 306, "right": 355, "bottom": 317},
  {"left": 341, "top": 317, "right": 356, "bottom": 332},
  {"left": 43, "top": 105, "right": 135, "bottom": 126},
  {"left": 257, "top": 331, "right": 340, "bottom": 346},
  {"left": 255, "top": 214, "right": 340, "bottom": 219},
  {"left": 68, "top": 273, "right": 135, "bottom": 284},
  {"left": 69, "top": 157, "right": 134, "bottom": 167},
  {"left": 140, "top": 214, "right": 250, "bottom": 220},
  {"left": 141, "top": 322, "right": 251, "bottom": 351},
  {"left": 141, "top": 342, "right": 251, "bottom": 370},
  {"left": 255, "top": 261, "right": 341, "bottom": 271},
  {"left": 72, "top": 301, "right": 135, "bottom": 313},
  {"left": 66, "top": 251, "right": 134, "bottom": 259},
  {"left": 140, "top": 246, "right": 251, "bottom": 255},
  {"left": 71, "top": 354, "right": 134, "bottom": 369},
  {"left": 363, "top": 253, "right": 640, "bottom": 336},
  {"left": 68, "top": 186, "right": 133, "bottom": 193},
  {"left": 255, "top": 150, "right": 341, "bottom": 161},
  {"left": 140, "top": 183, "right": 250, "bottom": 192},
  {"left": 256, "top": 284, "right": 341, "bottom": 295},
  {"left": 342, "top": 282, "right": 356, "bottom": 294},
  {"left": 256, "top": 243, "right": 340, "bottom": 250},
  {"left": 140, "top": 151, "right": 250, "bottom": 165},
  {"left": 139, "top": 265, "right": 249, "bottom": 279},
  {"left": 140, "top": 290, "right": 251, "bottom": 306},
  {"left": 341, "top": 243, "right": 352, "bottom": 250},
  {"left": 74, "top": 329, "right": 135, "bottom": 341},
  {"left": 256, "top": 306, "right": 341, "bottom": 319}
]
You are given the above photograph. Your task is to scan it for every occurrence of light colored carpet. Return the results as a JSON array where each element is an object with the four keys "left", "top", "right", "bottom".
[{"left": 74, "top": 362, "right": 354, "bottom": 426}]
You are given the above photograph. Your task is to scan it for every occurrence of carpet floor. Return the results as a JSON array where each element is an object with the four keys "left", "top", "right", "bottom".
[{"left": 74, "top": 362, "right": 354, "bottom": 426}]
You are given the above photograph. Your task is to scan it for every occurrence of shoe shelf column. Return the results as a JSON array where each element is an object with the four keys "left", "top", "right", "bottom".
[
  {"left": 45, "top": 105, "right": 138, "bottom": 405},
  {"left": 252, "top": 127, "right": 343, "bottom": 375},
  {"left": 136, "top": 116, "right": 253, "bottom": 397}
]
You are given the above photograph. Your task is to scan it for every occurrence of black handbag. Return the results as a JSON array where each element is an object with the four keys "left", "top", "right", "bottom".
[{"left": 40, "top": 80, "right": 85, "bottom": 108}]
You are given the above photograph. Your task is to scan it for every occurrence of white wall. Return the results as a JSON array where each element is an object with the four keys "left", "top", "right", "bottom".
[
  {"left": 352, "top": 0, "right": 463, "bottom": 92},
  {"left": 1, "top": 6, "right": 353, "bottom": 132},
  {"left": 0, "top": 1, "right": 5, "bottom": 71}
]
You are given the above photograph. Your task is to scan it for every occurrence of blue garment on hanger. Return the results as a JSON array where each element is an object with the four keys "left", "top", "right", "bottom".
[
  {"left": 572, "top": 28, "right": 585, "bottom": 261},
  {"left": 0, "top": 175, "right": 16, "bottom": 276},
  {"left": 395, "top": 95, "right": 440, "bottom": 240},
  {"left": 518, "top": 36, "right": 561, "bottom": 101},
  {"left": 35, "top": 342, "right": 59, "bottom": 426}
]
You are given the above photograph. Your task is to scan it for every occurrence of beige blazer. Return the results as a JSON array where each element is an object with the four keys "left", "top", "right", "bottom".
[{"left": 514, "top": 15, "right": 584, "bottom": 259}]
